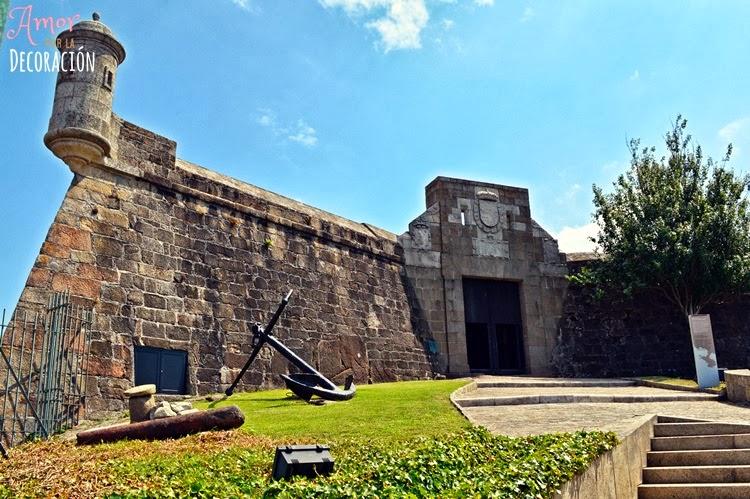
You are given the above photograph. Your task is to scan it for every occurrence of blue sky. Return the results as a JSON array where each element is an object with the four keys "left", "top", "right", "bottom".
[{"left": 1, "top": 0, "right": 749, "bottom": 310}]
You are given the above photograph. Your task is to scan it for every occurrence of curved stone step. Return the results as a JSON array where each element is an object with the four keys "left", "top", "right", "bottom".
[
  {"left": 643, "top": 464, "right": 750, "bottom": 484},
  {"left": 475, "top": 378, "right": 636, "bottom": 388},
  {"left": 638, "top": 483, "right": 750, "bottom": 499},
  {"left": 454, "top": 392, "right": 718, "bottom": 408},
  {"left": 648, "top": 449, "right": 750, "bottom": 467},
  {"left": 654, "top": 422, "right": 750, "bottom": 437}
]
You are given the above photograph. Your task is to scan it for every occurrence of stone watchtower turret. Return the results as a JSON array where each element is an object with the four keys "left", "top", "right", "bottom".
[{"left": 44, "top": 13, "right": 126, "bottom": 171}]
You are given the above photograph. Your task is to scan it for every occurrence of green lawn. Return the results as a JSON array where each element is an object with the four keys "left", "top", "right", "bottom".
[
  {"left": 0, "top": 379, "right": 618, "bottom": 498},
  {"left": 638, "top": 376, "right": 725, "bottom": 392},
  {"left": 198, "top": 379, "right": 471, "bottom": 442}
]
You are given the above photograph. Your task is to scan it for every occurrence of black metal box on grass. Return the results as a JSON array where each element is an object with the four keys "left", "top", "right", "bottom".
[{"left": 272, "top": 444, "right": 334, "bottom": 480}]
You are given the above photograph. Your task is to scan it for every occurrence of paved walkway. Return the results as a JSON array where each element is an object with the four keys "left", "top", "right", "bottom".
[
  {"left": 464, "top": 401, "right": 750, "bottom": 436},
  {"left": 459, "top": 386, "right": 717, "bottom": 399},
  {"left": 456, "top": 376, "right": 750, "bottom": 437}
]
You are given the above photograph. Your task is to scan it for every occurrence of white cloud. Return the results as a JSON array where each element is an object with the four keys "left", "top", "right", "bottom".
[
  {"left": 719, "top": 117, "right": 750, "bottom": 143},
  {"left": 231, "top": 0, "right": 251, "bottom": 10},
  {"left": 555, "top": 223, "right": 599, "bottom": 253},
  {"left": 320, "top": 0, "right": 428, "bottom": 52},
  {"left": 719, "top": 117, "right": 750, "bottom": 159},
  {"left": 257, "top": 110, "right": 275, "bottom": 128},
  {"left": 320, "top": 0, "right": 389, "bottom": 11},
  {"left": 288, "top": 120, "right": 319, "bottom": 147},
  {"left": 520, "top": 6, "right": 535, "bottom": 22},
  {"left": 257, "top": 110, "right": 318, "bottom": 148},
  {"left": 319, "top": 0, "right": 506, "bottom": 51},
  {"left": 367, "top": 0, "right": 429, "bottom": 52},
  {"left": 629, "top": 69, "right": 640, "bottom": 81},
  {"left": 602, "top": 160, "right": 625, "bottom": 172},
  {"left": 562, "top": 183, "right": 581, "bottom": 202},
  {"left": 231, "top": 0, "right": 260, "bottom": 14}
]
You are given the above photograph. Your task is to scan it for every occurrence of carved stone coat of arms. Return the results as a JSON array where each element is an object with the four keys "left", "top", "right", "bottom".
[{"left": 473, "top": 190, "right": 502, "bottom": 234}]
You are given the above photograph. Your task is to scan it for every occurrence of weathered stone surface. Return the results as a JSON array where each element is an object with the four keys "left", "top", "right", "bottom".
[
  {"left": 400, "top": 177, "right": 567, "bottom": 376},
  {"left": 128, "top": 394, "right": 156, "bottom": 423},
  {"left": 16, "top": 117, "right": 436, "bottom": 413},
  {"left": 151, "top": 401, "right": 176, "bottom": 419},
  {"left": 725, "top": 370, "right": 750, "bottom": 402},
  {"left": 50, "top": 274, "right": 100, "bottom": 300},
  {"left": 171, "top": 401, "right": 193, "bottom": 413},
  {"left": 554, "top": 415, "right": 655, "bottom": 499},
  {"left": 48, "top": 224, "right": 92, "bottom": 252},
  {"left": 124, "top": 384, "right": 156, "bottom": 397},
  {"left": 554, "top": 259, "right": 750, "bottom": 378},
  {"left": 317, "top": 336, "right": 369, "bottom": 384},
  {"left": 14, "top": 15, "right": 437, "bottom": 415}
]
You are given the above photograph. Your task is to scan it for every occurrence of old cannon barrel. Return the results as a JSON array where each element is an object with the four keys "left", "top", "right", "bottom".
[{"left": 76, "top": 406, "right": 244, "bottom": 445}]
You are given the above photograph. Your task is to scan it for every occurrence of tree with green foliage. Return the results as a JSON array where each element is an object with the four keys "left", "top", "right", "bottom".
[{"left": 572, "top": 117, "right": 750, "bottom": 318}]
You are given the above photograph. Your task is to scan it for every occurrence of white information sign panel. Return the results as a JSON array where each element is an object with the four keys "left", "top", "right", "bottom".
[{"left": 688, "top": 314, "right": 720, "bottom": 389}]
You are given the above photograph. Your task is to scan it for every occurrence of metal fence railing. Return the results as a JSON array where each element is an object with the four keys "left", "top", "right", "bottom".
[{"left": 0, "top": 291, "right": 93, "bottom": 455}]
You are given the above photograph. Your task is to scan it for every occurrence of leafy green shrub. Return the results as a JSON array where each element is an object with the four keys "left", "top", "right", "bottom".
[
  {"left": 267, "top": 427, "right": 616, "bottom": 498},
  {"left": 106, "top": 427, "right": 617, "bottom": 498}
]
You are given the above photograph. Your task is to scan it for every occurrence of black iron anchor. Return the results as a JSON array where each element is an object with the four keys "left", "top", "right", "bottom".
[{"left": 225, "top": 290, "right": 356, "bottom": 402}]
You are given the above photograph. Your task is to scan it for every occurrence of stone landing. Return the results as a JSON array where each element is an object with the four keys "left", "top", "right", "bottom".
[
  {"left": 453, "top": 376, "right": 718, "bottom": 408},
  {"left": 452, "top": 377, "right": 748, "bottom": 437}
]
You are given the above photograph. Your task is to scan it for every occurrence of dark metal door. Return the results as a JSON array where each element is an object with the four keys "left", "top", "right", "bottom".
[
  {"left": 159, "top": 350, "right": 187, "bottom": 394},
  {"left": 463, "top": 278, "right": 525, "bottom": 373},
  {"left": 134, "top": 347, "right": 187, "bottom": 394}
]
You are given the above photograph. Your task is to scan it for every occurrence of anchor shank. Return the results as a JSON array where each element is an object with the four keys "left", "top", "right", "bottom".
[
  {"left": 224, "top": 329, "right": 266, "bottom": 396},
  {"left": 260, "top": 329, "right": 337, "bottom": 391}
]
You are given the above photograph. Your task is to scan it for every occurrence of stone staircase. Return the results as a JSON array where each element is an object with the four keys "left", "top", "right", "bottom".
[{"left": 639, "top": 416, "right": 750, "bottom": 498}]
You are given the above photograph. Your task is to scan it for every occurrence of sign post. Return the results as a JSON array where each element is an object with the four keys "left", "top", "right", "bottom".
[{"left": 688, "top": 314, "right": 720, "bottom": 389}]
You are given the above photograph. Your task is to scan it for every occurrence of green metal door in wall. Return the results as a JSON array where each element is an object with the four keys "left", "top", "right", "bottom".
[
  {"left": 463, "top": 278, "right": 525, "bottom": 373},
  {"left": 134, "top": 346, "right": 187, "bottom": 394}
]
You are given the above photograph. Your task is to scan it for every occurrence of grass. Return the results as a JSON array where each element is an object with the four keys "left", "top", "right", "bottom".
[
  {"left": 197, "top": 378, "right": 471, "bottom": 442},
  {"left": 638, "top": 376, "right": 726, "bottom": 392},
  {"left": 0, "top": 379, "right": 617, "bottom": 498}
]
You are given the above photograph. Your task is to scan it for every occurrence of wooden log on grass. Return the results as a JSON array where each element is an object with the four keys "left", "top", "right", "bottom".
[{"left": 76, "top": 406, "right": 244, "bottom": 445}]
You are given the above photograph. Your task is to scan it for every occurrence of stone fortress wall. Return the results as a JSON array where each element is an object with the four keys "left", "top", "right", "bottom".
[
  {"left": 16, "top": 15, "right": 434, "bottom": 412},
  {"left": 554, "top": 259, "right": 750, "bottom": 378},
  {"left": 21, "top": 116, "right": 437, "bottom": 412}
]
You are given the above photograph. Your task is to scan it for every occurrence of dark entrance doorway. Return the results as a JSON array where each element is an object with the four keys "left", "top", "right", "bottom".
[
  {"left": 134, "top": 346, "right": 188, "bottom": 394},
  {"left": 463, "top": 278, "right": 525, "bottom": 373}
]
